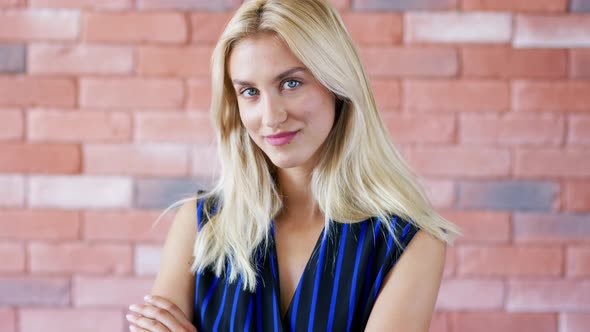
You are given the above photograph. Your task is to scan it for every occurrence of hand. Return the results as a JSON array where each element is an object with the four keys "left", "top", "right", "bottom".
[{"left": 126, "top": 295, "right": 197, "bottom": 332}]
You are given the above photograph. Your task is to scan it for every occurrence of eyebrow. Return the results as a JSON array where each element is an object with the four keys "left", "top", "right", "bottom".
[{"left": 231, "top": 66, "right": 307, "bottom": 86}]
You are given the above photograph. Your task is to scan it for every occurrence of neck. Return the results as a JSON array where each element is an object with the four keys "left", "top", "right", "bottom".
[{"left": 276, "top": 166, "right": 323, "bottom": 224}]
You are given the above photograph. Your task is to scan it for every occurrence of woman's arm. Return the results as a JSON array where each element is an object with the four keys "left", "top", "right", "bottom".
[
  {"left": 149, "top": 200, "right": 198, "bottom": 321},
  {"left": 365, "top": 230, "right": 447, "bottom": 332}
]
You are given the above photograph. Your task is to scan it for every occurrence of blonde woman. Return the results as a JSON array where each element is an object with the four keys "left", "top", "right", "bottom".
[{"left": 126, "top": 0, "right": 461, "bottom": 331}]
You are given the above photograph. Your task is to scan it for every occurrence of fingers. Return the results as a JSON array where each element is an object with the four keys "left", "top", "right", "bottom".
[
  {"left": 126, "top": 296, "right": 197, "bottom": 332},
  {"left": 128, "top": 304, "right": 178, "bottom": 332},
  {"left": 128, "top": 323, "right": 151, "bottom": 332},
  {"left": 144, "top": 295, "right": 191, "bottom": 326}
]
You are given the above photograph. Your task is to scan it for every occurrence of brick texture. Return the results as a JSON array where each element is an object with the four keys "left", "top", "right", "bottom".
[
  {"left": 514, "top": 15, "right": 590, "bottom": 48},
  {"left": 0, "top": 44, "right": 26, "bottom": 73},
  {"left": 0, "top": 10, "right": 79, "bottom": 41},
  {"left": 20, "top": 309, "right": 125, "bottom": 332},
  {"left": 0, "top": 1, "right": 588, "bottom": 330},
  {"left": 571, "top": 0, "right": 590, "bottom": 11}
]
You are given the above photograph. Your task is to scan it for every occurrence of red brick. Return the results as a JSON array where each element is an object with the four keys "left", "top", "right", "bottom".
[
  {"left": 513, "top": 212, "right": 590, "bottom": 244},
  {"left": 419, "top": 179, "right": 455, "bottom": 208},
  {"left": 0, "top": 143, "right": 80, "bottom": 173},
  {"left": 404, "top": 80, "right": 509, "bottom": 111},
  {"left": 82, "top": 12, "right": 187, "bottom": 44},
  {"left": 436, "top": 279, "right": 504, "bottom": 310},
  {"left": 190, "top": 12, "right": 236, "bottom": 44},
  {"left": 0, "top": 209, "right": 80, "bottom": 240},
  {"left": 28, "top": 44, "right": 133, "bottom": 75},
  {"left": 0, "top": 77, "right": 76, "bottom": 107},
  {"left": 135, "top": 111, "right": 215, "bottom": 143},
  {"left": 429, "top": 312, "right": 449, "bottom": 332},
  {"left": 0, "top": 109, "right": 23, "bottom": 140},
  {"left": 461, "top": 47, "right": 567, "bottom": 78},
  {"left": 451, "top": 312, "right": 557, "bottom": 332},
  {"left": 29, "top": 175, "right": 133, "bottom": 209},
  {"left": 0, "top": 0, "right": 24, "bottom": 8},
  {"left": 0, "top": 277, "right": 70, "bottom": 305},
  {"left": 569, "top": 114, "right": 590, "bottom": 145},
  {"left": 83, "top": 209, "right": 172, "bottom": 243},
  {"left": 359, "top": 47, "right": 458, "bottom": 78},
  {"left": 370, "top": 79, "right": 401, "bottom": 110},
  {"left": 570, "top": 49, "right": 590, "bottom": 78},
  {"left": 462, "top": 0, "right": 567, "bottom": 12},
  {"left": 0, "top": 243, "right": 25, "bottom": 273},
  {"left": 560, "top": 313, "right": 590, "bottom": 332},
  {"left": 135, "top": 245, "right": 161, "bottom": 276},
  {"left": 404, "top": 12, "right": 512, "bottom": 44},
  {"left": 28, "top": 110, "right": 132, "bottom": 142},
  {"left": 191, "top": 144, "right": 220, "bottom": 177},
  {"left": 440, "top": 210, "right": 511, "bottom": 244},
  {"left": 459, "top": 112, "right": 564, "bottom": 146},
  {"left": 20, "top": 309, "right": 124, "bottom": 332},
  {"left": 137, "top": 46, "right": 212, "bottom": 77},
  {"left": 508, "top": 280, "right": 590, "bottom": 311},
  {"left": 80, "top": 78, "right": 184, "bottom": 108},
  {"left": 405, "top": 146, "right": 510, "bottom": 177},
  {"left": 514, "top": 15, "right": 590, "bottom": 48},
  {"left": 30, "top": 0, "right": 132, "bottom": 9},
  {"left": 564, "top": 180, "right": 590, "bottom": 211},
  {"left": 515, "top": 148, "right": 590, "bottom": 177},
  {"left": 187, "top": 79, "right": 212, "bottom": 110},
  {"left": 0, "top": 175, "right": 25, "bottom": 207},
  {"left": 330, "top": 0, "right": 350, "bottom": 10},
  {"left": 137, "top": 0, "right": 240, "bottom": 10},
  {"left": 0, "top": 10, "right": 78, "bottom": 41},
  {"left": 353, "top": 0, "right": 457, "bottom": 10},
  {"left": 73, "top": 276, "right": 153, "bottom": 307},
  {"left": 567, "top": 247, "right": 590, "bottom": 277},
  {"left": 382, "top": 112, "right": 455, "bottom": 144},
  {"left": 512, "top": 80, "right": 590, "bottom": 112},
  {"left": 457, "top": 246, "right": 563, "bottom": 277},
  {"left": 0, "top": 308, "right": 16, "bottom": 332},
  {"left": 84, "top": 144, "right": 190, "bottom": 176},
  {"left": 341, "top": 13, "right": 402, "bottom": 45},
  {"left": 29, "top": 242, "right": 132, "bottom": 275}
]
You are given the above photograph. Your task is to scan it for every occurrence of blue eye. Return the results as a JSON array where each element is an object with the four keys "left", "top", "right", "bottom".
[
  {"left": 241, "top": 88, "right": 258, "bottom": 97},
  {"left": 283, "top": 79, "right": 301, "bottom": 90}
]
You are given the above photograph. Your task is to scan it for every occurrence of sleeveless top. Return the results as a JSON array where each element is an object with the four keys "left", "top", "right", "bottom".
[{"left": 191, "top": 196, "right": 421, "bottom": 332}]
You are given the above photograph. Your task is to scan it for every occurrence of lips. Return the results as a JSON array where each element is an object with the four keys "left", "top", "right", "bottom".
[
  {"left": 265, "top": 130, "right": 299, "bottom": 139},
  {"left": 265, "top": 130, "right": 299, "bottom": 146}
]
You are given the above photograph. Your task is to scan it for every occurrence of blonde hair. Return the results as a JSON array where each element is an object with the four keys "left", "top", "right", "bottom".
[{"left": 155, "top": 0, "right": 462, "bottom": 292}]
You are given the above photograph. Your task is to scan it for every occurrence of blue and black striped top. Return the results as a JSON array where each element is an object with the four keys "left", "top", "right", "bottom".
[{"left": 192, "top": 196, "right": 421, "bottom": 331}]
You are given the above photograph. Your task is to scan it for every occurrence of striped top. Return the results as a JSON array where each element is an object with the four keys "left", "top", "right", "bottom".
[{"left": 192, "top": 196, "right": 420, "bottom": 331}]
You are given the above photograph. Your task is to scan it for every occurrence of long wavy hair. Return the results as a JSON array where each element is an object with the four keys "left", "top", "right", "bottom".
[{"left": 155, "top": 0, "right": 462, "bottom": 292}]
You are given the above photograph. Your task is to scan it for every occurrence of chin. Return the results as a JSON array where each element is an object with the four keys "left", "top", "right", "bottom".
[{"left": 266, "top": 153, "right": 308, "bottom": 169}]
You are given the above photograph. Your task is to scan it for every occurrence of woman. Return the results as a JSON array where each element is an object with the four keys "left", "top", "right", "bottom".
[{"left": 126, "top": 0, "right": 461, "bottom": 331}]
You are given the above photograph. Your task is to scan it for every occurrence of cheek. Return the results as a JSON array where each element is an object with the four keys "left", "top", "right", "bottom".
[
  {"left": 302, "top": 93, "right": 335, "bottom": 130},
  {"left": 238, "top": 107, "right": 259, "bottom": 133}
]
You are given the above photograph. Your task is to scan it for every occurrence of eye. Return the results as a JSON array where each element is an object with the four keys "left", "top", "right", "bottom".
[
  {"left": 240, "top": 88, "right": 258, "bottom": 97},
  {"left": 282, "top": 79, "right": 301, "bottom": 90}
]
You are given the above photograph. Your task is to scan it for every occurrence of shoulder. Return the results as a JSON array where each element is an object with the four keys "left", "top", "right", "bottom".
[{"left": 366, "top": 227, "right": 446, "bottom": 331}]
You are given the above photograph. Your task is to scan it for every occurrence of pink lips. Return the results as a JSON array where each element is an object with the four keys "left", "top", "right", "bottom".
[{"left": 265, "top": 130, "right": 299, "bottom": 146}]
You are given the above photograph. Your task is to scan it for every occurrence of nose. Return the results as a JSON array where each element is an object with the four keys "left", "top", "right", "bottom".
[{"left": 261, "top": 94, "right": 287, "bottom": 129}]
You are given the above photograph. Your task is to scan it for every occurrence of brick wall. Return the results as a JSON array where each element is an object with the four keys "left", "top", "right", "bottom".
[{"left": 0, "top": 0, "right": 589, "bottom": 331}]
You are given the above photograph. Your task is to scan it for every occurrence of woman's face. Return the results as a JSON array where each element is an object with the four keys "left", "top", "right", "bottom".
[{"left": 228, "top": 32, "right": 336, "bottom": 170}]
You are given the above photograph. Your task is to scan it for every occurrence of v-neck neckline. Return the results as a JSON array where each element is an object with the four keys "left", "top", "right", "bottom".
[{"left": 269, "top": 219, "right": 328, "bottom": 323}]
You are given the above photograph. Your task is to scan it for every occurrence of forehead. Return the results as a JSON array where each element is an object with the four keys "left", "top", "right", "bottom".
[{"left": 228, "top": 32, "right": 306, "bottom": 82}]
